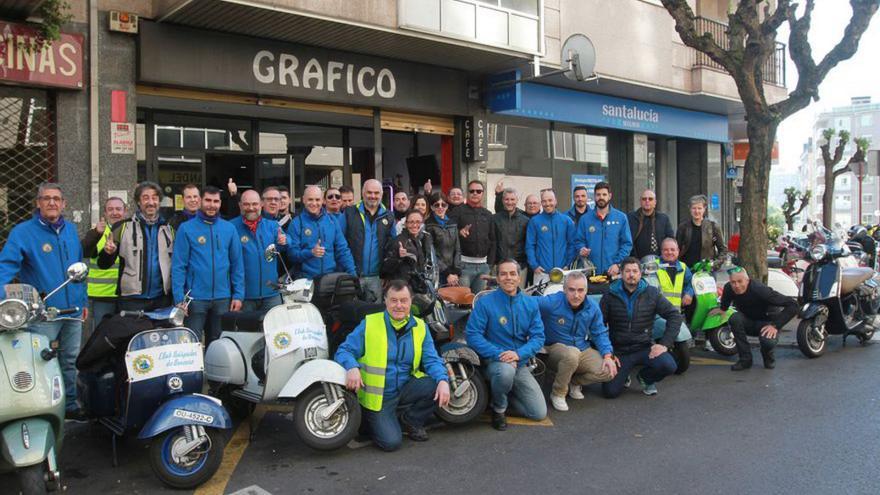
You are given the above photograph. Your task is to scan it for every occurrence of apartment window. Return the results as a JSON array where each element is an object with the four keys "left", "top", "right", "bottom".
[
  {"left": 864, "top": 194, "right": 873, "bottom": 203},
  {"left": 861, "top": 114, "right": 873, "bottom": 127},
  {"left": 862, "top": 214, "right": 875, "bottom": 224}
]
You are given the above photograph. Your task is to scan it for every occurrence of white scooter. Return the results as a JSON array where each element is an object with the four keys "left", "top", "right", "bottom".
[{"left": 204, "top": 245, "right": 360, "bottom": 451}]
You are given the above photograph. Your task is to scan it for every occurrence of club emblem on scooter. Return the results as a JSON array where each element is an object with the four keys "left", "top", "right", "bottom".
[
  {"left": 42, "top": 243, "right": 52, "bottom": 253},
  {"left": 132, "top": 354, "right": 154, "bottom": 375},
  {"left": 274, "top": 332, "right": 292, "bottom": 350}
]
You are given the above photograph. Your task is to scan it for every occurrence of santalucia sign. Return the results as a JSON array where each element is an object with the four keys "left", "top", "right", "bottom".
[{"left": 139, "top": 21, "right": 469, "bottom": 115}]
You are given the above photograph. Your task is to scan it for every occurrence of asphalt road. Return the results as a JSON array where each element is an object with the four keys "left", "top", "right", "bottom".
[{"left": 6, "top": 333, "right": 880, "bottom": 495}]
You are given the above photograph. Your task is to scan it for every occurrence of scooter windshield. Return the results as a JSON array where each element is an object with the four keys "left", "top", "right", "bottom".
[{"left": 124, "top": 328, "right": 204, "bottom": 383}]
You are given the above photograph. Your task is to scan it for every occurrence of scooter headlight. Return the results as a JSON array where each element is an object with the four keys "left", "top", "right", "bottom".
[
  {"left": 0, "top": 299, "right": 29, "bottom": 329},
  {"left": 810, "top": 245, "right": 828, "bottom": 262}
]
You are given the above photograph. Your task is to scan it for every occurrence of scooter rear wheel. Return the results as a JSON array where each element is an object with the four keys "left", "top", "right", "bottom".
[
  {"left": 707, "top": 325, "right": 738, "bottom": 356},
  {"left": 149, "top": 426, "right": 227, "bottom": 489},
  {"left": 17, "top": 464, "right": 48, "bottom": 495},
  {"left": 294, "top": 385, "right": 361, "bottom": 451}
]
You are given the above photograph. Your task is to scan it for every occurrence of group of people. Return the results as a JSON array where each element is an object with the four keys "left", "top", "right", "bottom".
[{"left": 0, "top": 178, "right": 797, "bottom": 452}]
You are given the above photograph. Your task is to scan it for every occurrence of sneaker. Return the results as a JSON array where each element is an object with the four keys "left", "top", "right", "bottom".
[
  {"left": 550, "top": 394, "right": 569, "bottom": 411},
  {"left": 491, "top": 411, "right": 507, "bottom": 431},
  {"left": 568, "top": 384, "right": 585, "bottom": 400},
  {"left": 637, "top": 374, "right": 658, "bottom": 396},
  {"left": 401, "top": 421, "right": 429, "bottom": 442},
  {"left": 64, "top": 408, "right": 88, "bottom": 423},
  {"left": 623, "top": 375, "right": 631, "bottom": 388}
]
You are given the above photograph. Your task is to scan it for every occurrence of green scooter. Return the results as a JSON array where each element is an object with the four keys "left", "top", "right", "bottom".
[
  {"left": 0, "top": 262, "right": 88, "bottom": 494},
  {"left": 688, "top": 259, "right": 737, "bottom": 356}
]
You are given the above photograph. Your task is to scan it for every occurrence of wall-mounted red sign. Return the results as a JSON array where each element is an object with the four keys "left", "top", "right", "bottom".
[{"left": 0, "top": 21, "right": 84, "bottom": 90}]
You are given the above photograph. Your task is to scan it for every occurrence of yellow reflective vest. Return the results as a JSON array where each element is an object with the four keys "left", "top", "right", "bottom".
[
  {"left": 87, "top": 226, "right": 119, "bottom": 298},
  {"left": 656, "top": 261, "right": 685, "bottom": 308},
  {"left": 357, "top": 313, "right": 427, "bottom": 411}
]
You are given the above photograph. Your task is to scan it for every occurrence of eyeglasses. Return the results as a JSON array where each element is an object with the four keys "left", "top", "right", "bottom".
[
  {"left": 468, "top": 189, "right": 483, "bottom": 194},
  {"left": 727, "top": 266, "right": 744, "bottom": 275},
  {"left": 38, "top": 196, "right": 63, "bottom": 203},
  {"left": 432, "top": 202, "right": 448, "bottom": 208},
  {"left": 326, "top": 194, "right": 341, "bottom": 199}
]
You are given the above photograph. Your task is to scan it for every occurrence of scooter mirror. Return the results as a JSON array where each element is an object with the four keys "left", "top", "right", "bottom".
[
  {"left": 66, "top": 262, "right": 89, "bottom": 282},
  {"left": 264, "top": 244, "right": 278, "bottom": 262}
]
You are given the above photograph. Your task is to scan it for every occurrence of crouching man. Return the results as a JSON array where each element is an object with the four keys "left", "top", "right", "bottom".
[
  {"left": 537, "top": 271, "right": 617, "bottom": 411},
  {"left": 334, "top": 280, "right": 450, "bottom": 451}
]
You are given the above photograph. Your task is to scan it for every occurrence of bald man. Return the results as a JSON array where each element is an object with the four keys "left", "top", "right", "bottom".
[
  {"left": 288, "top": 186, "right": 356, "bottom": 280},
  {"left": 336, "top": 179, "right": 396, "bottom": 302},
  {"left": 230, "top": 189, "right": 288, "bottom": 312},
  {"left": 711, "top": 267, "right": 798, "bottom": 370}
]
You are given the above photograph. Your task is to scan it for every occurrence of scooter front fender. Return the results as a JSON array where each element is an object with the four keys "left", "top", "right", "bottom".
[
  {"left": 1, "top": 419, "right": 56, "bottom": 468},
  {"left": 137, "top": 394, "right": 232, "bottom": 439},
  {"left": 800, "top": 302, "right": 829, "bottom": 321},
  {"left": 440, "top": 342, "right": 481, "bottom": 365},
  {"left": 702, "top": 308, "right": 735, "bottom": 330},
  {"left": 652, "top": 316, "right": 693, "bottom": 342},
  {"left": 277, "top": 359, "right": 347, "bottom": 399}
]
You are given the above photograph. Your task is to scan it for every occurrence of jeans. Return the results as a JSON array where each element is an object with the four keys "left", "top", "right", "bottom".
[
  {"left": 29, "top": 319, "right": 83, "bottom": 411},
  {"left": 484, "top": 361, "right": 547, "bottom": 420},
  {"left": 602, "top": 348, "right": 677, "bottom": 399},
  {"left": 545, "top": 344, "right": 613, "bottom": 397},
  {"left": 241, "top": 295, "right": 282, "bottom": 313},
  {"left": 185, "top": 299, "right": 230, "bottom": 344},
  {"left": 729, "top": 312, "right": 777, "bottom": 363},
  {"left": 118, "top": 295, "right": 171, "bottom": 312},
  {"left": 460, "top": 262, "right": 490, "bottom": 294},
  {"left": 88, "top": 299, "right": 117, "bottom": 335},
  {"left": 362, "top": 376, "right": 438, "bottom": 452},
  {"left": 360, "top": 276, "right": 383, "bottom": 303}
]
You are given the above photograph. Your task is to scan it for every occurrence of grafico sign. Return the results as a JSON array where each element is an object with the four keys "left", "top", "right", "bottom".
[
  {"left": 0, "top": 21, "right": 84, "bottom": 89},
  {"left": 462, "top": 116, "right": 487, "bottom": 162},
  {"left": 139, "top": 21, "right": 469, "bottom": 115}
]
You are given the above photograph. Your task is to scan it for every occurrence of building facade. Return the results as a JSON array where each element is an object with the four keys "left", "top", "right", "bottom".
[{"left": 0, "top": 0, "right": 787, "bottom": 243}]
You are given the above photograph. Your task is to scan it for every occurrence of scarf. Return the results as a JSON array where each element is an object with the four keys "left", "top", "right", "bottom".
[
  {"left": 432, "top": 213, "right": 448, "bottom": 227},
  {"left": 38, "top": 213, "right": 65, "bottom": 232},
  {"left": 136, "top": 210, "right": 161, "bottom": 226},
  {"left": 243, "top": 215, "right": 261, "bottom": 235}
]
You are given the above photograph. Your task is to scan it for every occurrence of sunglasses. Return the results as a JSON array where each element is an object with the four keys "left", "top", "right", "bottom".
[
  {"left": 469, "top": 189, "right": 484, "bottom": 194},
  {"left": 326, "top": 194, "right": 341, "bottom": 199},
  {"left": 727, "top": 266, "right": 744, "bottom": 275},
  {"left": 433, "top": 202, "right": 448, "bottom": 208}
]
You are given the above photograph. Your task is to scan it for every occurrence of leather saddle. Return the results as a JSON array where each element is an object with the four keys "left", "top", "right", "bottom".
[
  {"left": 437, "top": 286, "right": 475, "bottom": 306},
  {"left": 840, "top": 267, "right": 873, "bottom": 295}
]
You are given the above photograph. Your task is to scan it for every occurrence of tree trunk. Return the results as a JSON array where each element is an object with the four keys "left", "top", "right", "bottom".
[
  {"left": 740, "top": 119, "right": 776, "bottom": 283},
  {"left": 822, "top": 167, "right": 835, "bottom": 228},
  {"left": 785, "top": 217, "right": 794, "bottom": 232}
]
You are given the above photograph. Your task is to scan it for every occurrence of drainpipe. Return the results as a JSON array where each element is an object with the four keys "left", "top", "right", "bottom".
[{"left": 89, "top": 0, "right": 99, "bottom": 224}]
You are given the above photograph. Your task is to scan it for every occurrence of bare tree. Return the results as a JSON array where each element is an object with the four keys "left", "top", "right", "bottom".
[
  {"left": 660, "top": 0, "right": 879, "bottom": 281},
  {"left": 819, "top": 128, "right": 851, "bottom": 226},
  {"left": 781, "top": 186, "right": 811, "bottom": 231}
]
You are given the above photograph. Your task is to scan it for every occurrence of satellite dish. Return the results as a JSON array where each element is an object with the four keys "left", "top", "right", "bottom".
[{"left": 561, "top": 34, "right": 596, "bottom": 82}]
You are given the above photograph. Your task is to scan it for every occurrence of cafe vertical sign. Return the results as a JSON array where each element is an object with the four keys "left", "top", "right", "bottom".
[
  {"left": 0, "top": 21, "right": 84, "bottom": 89},
  {"left": 462, "top": 116, "right": 487, "bottom": 162}
]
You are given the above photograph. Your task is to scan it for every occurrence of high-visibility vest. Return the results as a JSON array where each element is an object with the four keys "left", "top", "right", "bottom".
[
  {"left": 656, "top": 261, "right": 685, "bottom": 308},
  {"left": 356, "top": 312, "right": 427, "bottom": 411},
  {"left": 87, "top": 226, "right": 119, "bottom": 298}
]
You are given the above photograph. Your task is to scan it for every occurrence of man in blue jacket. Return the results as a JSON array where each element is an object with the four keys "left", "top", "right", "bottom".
[
  {"left": 337, "top": 179, "right": 396, "bottom": 302},
  {"left": 172, "top": 186, "right": 245, "bottom": 343},
  {"left": 0, "top": 182, "right": 88, "bottom": 420},
  {"left": 537, "top": 271, "right": 617, "bottom": 412},
  {"left": 288, "top": 186, "right": 357, "bottom": 280},
  {"left": 467, "top": 259, "right": 546, "bottom": 430},
  {"left": 575, "top": 182, "right": 632, "bottom": 276},
  {"left": 565, "top": 185, "right": 590, "bottom": 225},
  {"left": 526, "top": 189, "right": 576, "bottom": 284},
  {"left": 230, "top": 190, "right": 287, "bottom": 312},
  {"left": 335, "top": 280, "right": 450, "bottom": 451}
]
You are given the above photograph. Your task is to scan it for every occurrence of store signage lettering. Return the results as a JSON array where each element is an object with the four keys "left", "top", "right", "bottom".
[
  {"left": 601, "top": 104, "right": 660, "bottom": 124},
  {"left": 462, "top": 117, "right": 487, "bottom": 162},
  {"left": 0, "top": 21, "right": 84, "bottom": 89},
  {"left": 252, "top": 50, "right": 396, "bottom": 99}
]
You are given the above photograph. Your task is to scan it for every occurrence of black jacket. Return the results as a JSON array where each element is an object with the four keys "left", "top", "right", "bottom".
[
  {"left": 448, "top": 204, "right": 496, "bottom": 264},
  {"left": 381, "top": 230, "right": 433, "bottom": 294},
  {"left": 600, "top": 279, "right": 682, "bottom": 354},
  {"left": 628, "top": 209, "right": 675, "bottom": 259},
  {"left": 340, "top": 204, "right": 396, "bottom": 277},
  {"left": 423, "top": 215, "right": 462, "bottom": 278},
  {"left": 493, "top": 208, "right": 529, "bottom": 264},
  {"left": 720, "top": 280, "right": 798, "bottom": 329}
]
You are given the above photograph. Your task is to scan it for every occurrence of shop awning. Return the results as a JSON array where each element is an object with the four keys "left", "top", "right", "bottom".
[
  {"left": 155, "top": 0, "right": 528, "bottom": 74},
  {"left": 489, "top": 77, "right": 730, "bottom": 142}
]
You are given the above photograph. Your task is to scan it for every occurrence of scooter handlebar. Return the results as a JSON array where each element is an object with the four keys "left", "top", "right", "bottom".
[{"left": 55, "top": 307, "right": 80, "bottom": 316}]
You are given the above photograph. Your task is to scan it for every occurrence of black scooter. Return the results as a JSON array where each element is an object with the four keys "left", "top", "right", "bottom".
[{"left": 797, "top": 222, "right": 880, "bottom": 358}]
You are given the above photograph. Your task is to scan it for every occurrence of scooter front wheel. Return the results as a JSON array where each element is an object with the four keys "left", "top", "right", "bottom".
[
  {"left": 294, "top": 385, "right": 361, "bottom": 451},
  {"left": 17, "top": 464, "right": 48, "bottom": 495},
  {"left": 707, "top": 325, "right": 738, "bottom": 356},
  {"left": 796, "top": 318, "right": 827, "bottom": 358},
  {"left": 149, "top": 426, "right": 227, "bottom": 489},
  {"left": 436, "top": 365, "right": 489, "bottom": 424}
]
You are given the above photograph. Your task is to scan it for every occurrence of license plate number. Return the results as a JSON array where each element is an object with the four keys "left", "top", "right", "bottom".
[{"left": 173, "top": 409, "right": 214, "bottom": 424}]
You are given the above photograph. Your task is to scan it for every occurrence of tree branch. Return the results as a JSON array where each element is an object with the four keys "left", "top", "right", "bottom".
[{"left": 660, "top": 0, "right": 733, "bottom": 68}]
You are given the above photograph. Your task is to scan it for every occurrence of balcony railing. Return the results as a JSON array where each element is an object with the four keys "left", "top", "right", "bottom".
[{"left": 693, "top": 16, "right": 786, "bottom": 87}]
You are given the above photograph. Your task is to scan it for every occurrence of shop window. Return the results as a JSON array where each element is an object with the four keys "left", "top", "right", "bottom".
[
  {"left": 552, "top": 131, "right": 573, "bottom": 160},
  {"left": 493, "top": 123, "right": 552, "bottom": 177},
  {"left": 156, "top": 126, "right": 181, "bottom": 148}
]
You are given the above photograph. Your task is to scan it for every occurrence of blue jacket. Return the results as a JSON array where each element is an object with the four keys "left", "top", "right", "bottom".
[
  {"left": 575, "top": 207, "right": 633, "bottom": 274},
  {"left": 230, "top": 216, "right": 284, "bottom": 301},
  {"left": 525, "top": 211, "right": 576, "bottom": 271},
  {"left": 659, "top": 260, "right": 695, "bottom": 298},
  {"left": 0, "top": 214, "right": 87, "bottom": 317},
  {"left": 466, "top": 288, "right": 545, "bottom": 366},
  {"left": 334, "top": 311, "right": 449, "bottom": 400},
  {"left": 287, "top": 210, "right": 357, "bottom": 279},
  {"left": 536, "top": 291, "right": 613, "bottom": 356},
  {"left": 171, "top": 213, "right": 245, "bottom": 304}
]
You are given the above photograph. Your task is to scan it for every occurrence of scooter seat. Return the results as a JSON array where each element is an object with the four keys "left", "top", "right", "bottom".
[
  {"left": 767, "top": 256, "right": 783, "bottom": 269},
  {"left": 220, "top": 311, "right": 265, "bottom": 332},
  {"left": 437, "top": 286, "right": 475, "bottom": 306},
  {"left": 841, "top": 267, "right": 874, "bottom": 295}
]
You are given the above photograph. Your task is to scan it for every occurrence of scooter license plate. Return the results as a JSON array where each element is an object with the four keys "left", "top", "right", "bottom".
[
  {"left": 304, "top": 347, "right": 318, "bottom": 359},
  {"left": 173, "top": 409, "right": 214, "bottom": 424}
]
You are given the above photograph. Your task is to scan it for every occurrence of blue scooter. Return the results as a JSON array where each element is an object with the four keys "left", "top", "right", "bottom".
[{"left": 77, "top": 304, "right": 232, "bottom": 489}]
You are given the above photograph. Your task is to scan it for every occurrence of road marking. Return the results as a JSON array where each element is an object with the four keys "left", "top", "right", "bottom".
[
  {"left": 690, "top": 356, "right": 734, "bottom": 366},
  {"left": 194, "top": 405, "right": 269, "bottom": 495},
  {"left": 228, "top": 485, "right": 273, "bottom": 495},
  {"left": 478, "top": 413, "right": 554, "bottom": 426}
]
